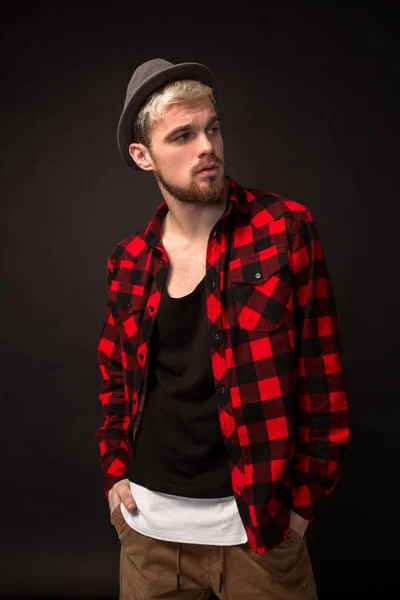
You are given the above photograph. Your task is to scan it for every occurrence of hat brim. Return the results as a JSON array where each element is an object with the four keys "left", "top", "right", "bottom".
[{"left": 117, "top": 62, "right": 218, "bottom": 170}]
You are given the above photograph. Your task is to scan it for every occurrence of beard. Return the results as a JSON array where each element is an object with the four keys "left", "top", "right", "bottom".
[{"left": 151, "top": 157, "right": 226, "bottom": 205}]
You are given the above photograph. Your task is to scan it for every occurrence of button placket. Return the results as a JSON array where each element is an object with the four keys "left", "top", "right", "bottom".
[{"left": 137, "top": 344, "right": 147, "bottom": 365}]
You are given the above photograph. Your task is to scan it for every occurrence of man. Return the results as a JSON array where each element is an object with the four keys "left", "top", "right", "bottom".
[{"left": 96, "top": 58, "right": 351, "bottom": 599}]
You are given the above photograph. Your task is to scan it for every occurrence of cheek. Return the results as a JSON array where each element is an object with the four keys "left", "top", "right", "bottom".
[
  {"left": 172, "top": 154, "right": 192, "bottom": 177},
  {"left": 216, "top": 137, "right": 224, "bottom": 157},
  {"left": 163, "top": 155, "right": 191, "bottom": 182}
]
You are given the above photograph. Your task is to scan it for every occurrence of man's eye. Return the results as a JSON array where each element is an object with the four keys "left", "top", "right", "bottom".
[
  {"left": 174, "top": 126, "right": 219, "bottom": 143},
  {"left": 175, "top": 133, "right": 190, "bottom": 142}
]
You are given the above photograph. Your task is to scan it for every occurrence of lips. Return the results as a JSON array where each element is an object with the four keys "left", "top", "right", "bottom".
[{"left": 196, "top": 162, "right": 217, "bottom": 173}]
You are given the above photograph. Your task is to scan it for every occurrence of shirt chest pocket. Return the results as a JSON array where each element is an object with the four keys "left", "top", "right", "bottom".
[
  {"left": 109, "top": 282, "right": 145, "bottom": 340},
  {"left": 229, "top": 243, "right": 293, "bottom": 333}
]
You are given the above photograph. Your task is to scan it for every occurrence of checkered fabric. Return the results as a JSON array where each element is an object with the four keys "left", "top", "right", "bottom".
[{"left": 95, "top": 175, "right": 351, "bottom": 553}]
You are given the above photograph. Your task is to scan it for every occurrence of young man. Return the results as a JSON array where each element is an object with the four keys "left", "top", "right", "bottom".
[{"left": 96, "top": 58, "right": 351, "bottom": 599}]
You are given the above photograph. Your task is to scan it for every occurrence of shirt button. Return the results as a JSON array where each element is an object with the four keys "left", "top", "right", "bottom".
[
  {"left": 226, "top": 437, "right": 236, "bottom": 449},
  {"left": 254, "top": 271, "right": 262, "bottom": 279},
  {"left": 213, "top": 230, "right": 217, "bottom": 237},
  {"left": 211, "top": 280, "right": 216, "bottom": 289},
  {"left": 138, "top": 353, "right": 144, "bottom": 360},
  {"left": 149, "top": 306, "right": 154, "bottom": 312},
  {"left": 214, "top": 332, "right": 221, "bottom": 341},
  {"left": 160, "top": 258, "right": 165, "bottom": 265}
]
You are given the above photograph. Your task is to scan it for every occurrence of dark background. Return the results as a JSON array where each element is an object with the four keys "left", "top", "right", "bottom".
[{"left": 1, "top": 1, "right": 398, "bottom": 598}]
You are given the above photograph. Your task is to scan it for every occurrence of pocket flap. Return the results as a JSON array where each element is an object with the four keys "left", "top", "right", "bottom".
[
  {"left": 230, "top": 243, "right": 289, "bottom": 284},
  {"left": 109, "top": 281, "right": 144, "bottom": 313}
]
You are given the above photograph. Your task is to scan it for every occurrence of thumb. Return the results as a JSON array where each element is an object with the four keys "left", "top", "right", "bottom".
[
  {"left": 121, "top": 490, "right": 137, "bottom": 511},
  {"left": 126, "top": 494, "right": 136, "bottom": 511}
]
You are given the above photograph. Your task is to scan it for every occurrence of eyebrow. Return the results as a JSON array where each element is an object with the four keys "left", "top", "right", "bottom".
[{"left": 164, "top": 114, "right": 220, "bottom": 141}]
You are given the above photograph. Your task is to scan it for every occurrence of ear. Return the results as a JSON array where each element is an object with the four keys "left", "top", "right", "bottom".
[{"left": 128, "top": 143, "right": 154, "bottom": 171}]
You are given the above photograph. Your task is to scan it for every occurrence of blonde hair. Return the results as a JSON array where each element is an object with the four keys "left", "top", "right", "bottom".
[{"left": 133, "top": 79, "right": 217, "bottom": 149}]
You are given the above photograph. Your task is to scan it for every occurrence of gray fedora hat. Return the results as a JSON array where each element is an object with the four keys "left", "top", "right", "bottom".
[{"left": 117, "top": 58, "right": 219, "bottom": 170}]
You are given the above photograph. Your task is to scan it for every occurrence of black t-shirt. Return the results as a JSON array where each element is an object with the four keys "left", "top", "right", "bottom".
[{"left": 128, "top": 275, "right": 233, "bottom": 498}]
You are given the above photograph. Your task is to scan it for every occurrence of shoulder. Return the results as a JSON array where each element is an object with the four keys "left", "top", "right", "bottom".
[
  {"left": 248, "top": 186, "right": 311, "bottom": 221},
  {"left": 107, "top": 225, "right": 148, "bottom": 269},
  {"left": 241, "top": 185, "right": 318, "bottom": 240}
]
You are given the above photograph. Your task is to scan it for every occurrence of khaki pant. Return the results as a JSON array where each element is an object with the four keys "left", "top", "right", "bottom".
[{"left": 111, "top": 503, "right": 318, "bottom": 599}]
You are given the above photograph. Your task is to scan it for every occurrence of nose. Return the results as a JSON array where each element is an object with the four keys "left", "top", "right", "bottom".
[{"left": 196, "top": 131, "right": 215, "bottom": 157}]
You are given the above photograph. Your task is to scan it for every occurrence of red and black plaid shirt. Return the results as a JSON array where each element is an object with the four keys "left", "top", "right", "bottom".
[{"left": 96, "top": 175, "right": 351, "bottom": 553}]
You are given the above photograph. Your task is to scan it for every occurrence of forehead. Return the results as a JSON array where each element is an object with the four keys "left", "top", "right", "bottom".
[{"left": 153, "top": 98, "right": 216, "bottom": 135}]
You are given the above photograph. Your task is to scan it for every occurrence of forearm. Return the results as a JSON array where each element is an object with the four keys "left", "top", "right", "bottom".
[
  {"left": 290, "top": 365, "right": 350, "bottom": 520},
  {"left": 95, "top": 257, "right": 130, "bottom": 497}
]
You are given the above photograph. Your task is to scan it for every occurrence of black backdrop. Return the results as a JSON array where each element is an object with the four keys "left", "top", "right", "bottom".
[{"left": 1, "top": 2, "right": 398, "bottom": 598}]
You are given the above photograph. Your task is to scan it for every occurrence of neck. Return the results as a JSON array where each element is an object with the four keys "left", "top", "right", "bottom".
[{"left": 161, "top": 180, "right": 229, "bottom": 245}]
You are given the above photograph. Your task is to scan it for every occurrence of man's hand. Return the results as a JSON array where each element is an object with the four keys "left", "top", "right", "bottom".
[
  {"left": 289, "top": 510, "right": 309, "bottom": 537},
  {"left": 108, "top": 478, "right": 137, "bottom": 515}
]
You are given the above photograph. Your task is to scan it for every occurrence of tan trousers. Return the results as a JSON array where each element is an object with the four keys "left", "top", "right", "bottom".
[{"left": 111, "top": 503, "right": 318, "bottom": 599}]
